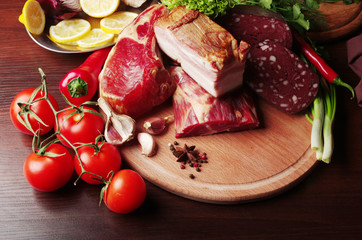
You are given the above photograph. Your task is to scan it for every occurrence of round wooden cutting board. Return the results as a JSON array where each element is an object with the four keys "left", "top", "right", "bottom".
[{"left": 120, "top": 99, "right": 318, "bottom": 204}]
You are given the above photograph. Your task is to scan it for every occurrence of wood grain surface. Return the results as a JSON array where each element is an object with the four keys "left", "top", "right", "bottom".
[
  {"left": 308, "top": 1, "right": 362, "bottom": 42},
  {"left": 0, "top": 1, "right": 362, "bottom": 240},
  {"left": 123, "top": 100, "right": 317, "bottom": 204}
]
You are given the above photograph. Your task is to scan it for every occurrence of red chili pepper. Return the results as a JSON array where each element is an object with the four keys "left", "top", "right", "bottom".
[
  {"left": 293, "top": 31, "right": 354, "bottom": 98},
  {"left": 59, "top": 47, "right": 112, "bottom": 106}
]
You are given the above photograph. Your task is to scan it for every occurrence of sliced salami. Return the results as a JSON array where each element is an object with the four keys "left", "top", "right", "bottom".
[
  {"left": 245, "top": 40, "right": 319, "bottom": 114},
  {"left": 218, "top": 5, "right": 293, "bottom": 49}
]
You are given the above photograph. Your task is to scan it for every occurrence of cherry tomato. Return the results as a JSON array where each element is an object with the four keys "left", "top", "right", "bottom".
[
  {"left": 23, "top": 144, "right": 74, "bottom": 192},
  {"left": 10, "top": 88, "right": 59, "bottom": 135},
  {"left": 55, "top": 106, "right": 104, "bottom": 147},
  {"left": 103, "top": 170, "right": 146, "bottom": 214},
  {"left": 74, "top": 142, "right": 122, "bottom": 185}
]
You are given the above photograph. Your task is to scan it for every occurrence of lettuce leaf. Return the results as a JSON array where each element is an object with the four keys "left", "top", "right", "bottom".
[{"left": 160, "top": 0, "right": 237, "bottom": 18}]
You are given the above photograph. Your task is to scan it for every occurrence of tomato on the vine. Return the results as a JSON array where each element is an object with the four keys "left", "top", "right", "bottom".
[
  {"left": 103, "top": 170, "right": 146, "bottom": 214},
  {"left": 74, "top": 142, "right": 122, "bottom": 185},
  {"left": 10, "top": 88, "right": 59, "bottom": 135},
  {"left": 55, "top": 106, "right": 104, "bottom": 147},
  {"left": 23, "top": 143, "right": 74, "bottom": 192}
]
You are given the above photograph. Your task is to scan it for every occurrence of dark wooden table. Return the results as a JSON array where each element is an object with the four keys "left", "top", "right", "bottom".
[{"left": 1, "top": 1, "right": 361, "bottom": 239}]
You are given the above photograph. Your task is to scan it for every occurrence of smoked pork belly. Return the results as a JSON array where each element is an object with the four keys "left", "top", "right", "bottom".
[
  {"left": 99, "top": 4, "right": 176, "bottom": 119},
  {"left": 154, "top": 6, "right": 250, "bottom": 97},
  {"left": 171, "top": 66, "right": 259, "bottom": 138}
]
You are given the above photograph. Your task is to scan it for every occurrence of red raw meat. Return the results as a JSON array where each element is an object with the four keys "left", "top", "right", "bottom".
[
  {"left": 99, "top": 4, "right": 176, "bottom": 119},
  {"left": 171, "top": 66, "right": 259, "bottom": 138}
]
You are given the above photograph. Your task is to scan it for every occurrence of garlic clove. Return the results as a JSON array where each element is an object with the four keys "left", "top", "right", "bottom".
[
  {"left": 143, "top": 115, "right": 174, "bottom": 135},
  {"left": 137, "top": 132, "right": 157, "bottom": 157},
  {"left": 98, "top": 97, "right": 136, "bottom": 145},
  {"left": 97, "top": 97, "right": 113, "bottom": 118},
  {"left": 110, "top": 114, "right": 136, "bottom": 143},
  {"left": 121, "top": 0, "right": 148, "bottom": 8}
]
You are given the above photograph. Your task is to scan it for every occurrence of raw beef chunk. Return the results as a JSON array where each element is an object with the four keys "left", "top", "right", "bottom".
[
  {"left": 171, "top": 66, "right": 259, "bottom": 138},
  {"left": 245, "top": 40, "right": 319, "bottom": 114},
  {"left": 99, "top": 4, "right": 176, "bottom": 119},
  {"left": 154, "top": 6, "right": 250, "bottom": 97}
]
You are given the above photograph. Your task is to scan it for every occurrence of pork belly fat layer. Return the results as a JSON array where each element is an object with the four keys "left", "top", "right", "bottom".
[{"left": 154, "top": 6, "right": 249, "bottom": 97}]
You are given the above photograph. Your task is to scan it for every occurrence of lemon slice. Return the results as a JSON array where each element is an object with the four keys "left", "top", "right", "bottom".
[
  {"left": 100, "top": 11, "right": 138, "bottom": 34},
  {"left": 77, "top": 28, "right": 114, "bottom": 48},
  {"left": 19, "top": 0, "right": 45, "bottom": 35},
  {"left": 60, "top": 41, "right": 79, "bottom": 46},
  {"left": 49, "top": 19, "right": 91, "bottom": 43},
  {"left": 80, "top": 0, "right": 120, "bottom": 18}
]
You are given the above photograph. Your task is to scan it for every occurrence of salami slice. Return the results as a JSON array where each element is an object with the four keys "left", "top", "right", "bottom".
[
  {"left": 218, "top": 5, "right": 293, "bottom": 49},
  {"left": 245, "top": 40, "right": 319, "bottom": 114}
]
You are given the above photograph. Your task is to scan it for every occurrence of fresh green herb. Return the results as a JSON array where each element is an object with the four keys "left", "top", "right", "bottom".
[{"left": 160, "top": 0, "right": 237, "bottom": 18}]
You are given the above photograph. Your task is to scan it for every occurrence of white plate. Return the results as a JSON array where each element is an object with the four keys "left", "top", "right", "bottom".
[{"left": 25, "top": 28, "right": 115, "bottom": 54}]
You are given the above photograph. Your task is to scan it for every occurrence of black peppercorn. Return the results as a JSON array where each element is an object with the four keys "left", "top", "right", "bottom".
[{"left": 169, "top": 144, "right": 176, "bottom": 152}]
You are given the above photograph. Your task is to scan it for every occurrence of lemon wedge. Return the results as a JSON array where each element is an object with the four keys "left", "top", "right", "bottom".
[
  {"left": 77, "top": 28, "right": 114, "bottom": 48},
  {"left": 100, "top": 11, "right": 138, "bottom": 34},
  {"left": 49, "top": 19, "right": 91, "bottom": 43},
  {"left": 80, "top": 0, "right": 120, "bottom": 18},
  {"left": 19, "top": 0, "right": 45, "bottom": 35}
]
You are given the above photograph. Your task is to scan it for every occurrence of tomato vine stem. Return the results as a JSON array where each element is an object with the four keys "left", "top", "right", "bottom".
[{"left": 30, "top": 68, "right": 108, "bottom": 186}]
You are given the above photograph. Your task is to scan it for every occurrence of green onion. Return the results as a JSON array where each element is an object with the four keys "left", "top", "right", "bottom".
[
  {"left": 321, "top": 84, "right": 336, "bottom": 163},
  {"left": 308, "top": 82, "right": 336, "bottom": 163},
  {"left": 310, "top": 92, "right": 324, "bottom": 158}
]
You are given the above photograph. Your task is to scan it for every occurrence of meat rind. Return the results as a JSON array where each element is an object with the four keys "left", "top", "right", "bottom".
[
  {"left": 154, "top": 6, "right": 249, "bottom": 97},
  {"left": 171, "top": 66, "right": 259, "bottom": 138}
]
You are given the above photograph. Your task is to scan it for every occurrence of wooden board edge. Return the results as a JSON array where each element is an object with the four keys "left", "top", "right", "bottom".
[{"left": 125, "top": 146, "right": 319, "bottom": 204}]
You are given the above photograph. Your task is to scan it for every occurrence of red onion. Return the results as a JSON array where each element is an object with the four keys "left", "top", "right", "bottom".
[{"left": 37, "top": 0, "right": 81, "bottom": 24}]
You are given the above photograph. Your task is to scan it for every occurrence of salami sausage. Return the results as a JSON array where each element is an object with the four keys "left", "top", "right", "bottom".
[
  {"left": 218, "top": 5, "right": 293, "bottom": 49},
  {"left": 245, "top": 40, "right": 319, "bottom": 114}
]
